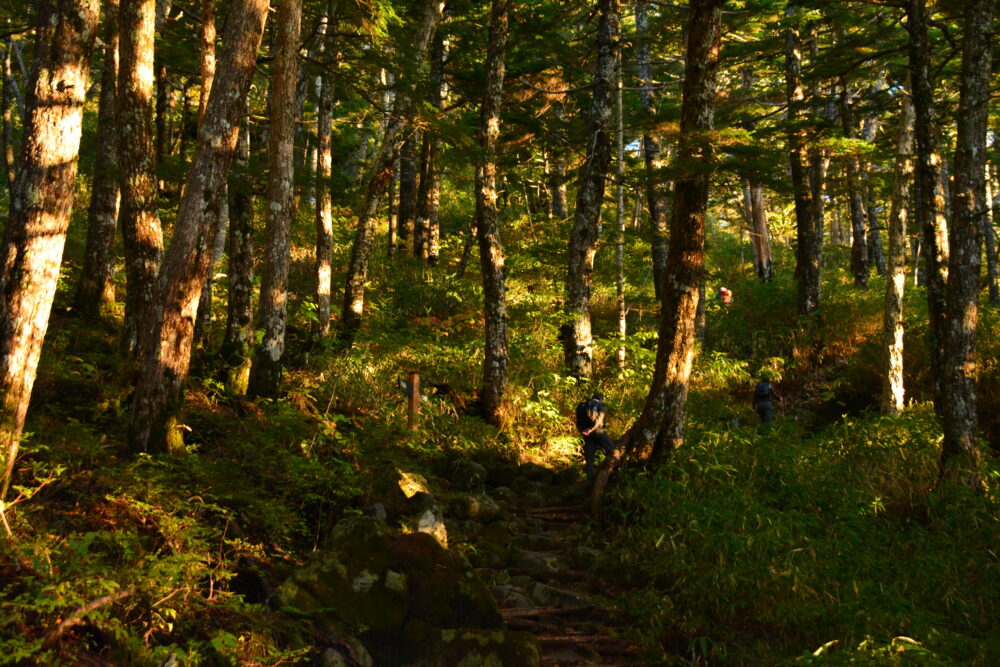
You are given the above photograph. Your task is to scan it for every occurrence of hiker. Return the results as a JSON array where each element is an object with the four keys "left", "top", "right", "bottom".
[
  {"left": 753, "top": 377, "right": 778, "bottom": 424},
  {"left": 716, "top": 286, "right": 732, "bottom": 305},
  {"left": 575, "top": 392, "right": 614, "bottom": 480}
]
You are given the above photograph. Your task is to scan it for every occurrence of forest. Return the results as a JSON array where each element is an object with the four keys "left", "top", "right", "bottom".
[{"left": 0, "top": 0, "right": 998, "bottom": 664}]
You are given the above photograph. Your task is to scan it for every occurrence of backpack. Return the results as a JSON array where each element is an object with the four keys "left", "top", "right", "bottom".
[
  {"left": 755, "top": 380, "right": 771, "bottom": 400},
  {"left": 586, "top": 399, "right": 602, "bottom": 424}
]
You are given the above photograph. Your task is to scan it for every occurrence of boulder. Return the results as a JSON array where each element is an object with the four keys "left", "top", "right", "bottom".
[
  {"left": 452, "top": 493, "right": 501, "bottom": 522},
  {"left": 448, "top": 460, "right": 488, "bottom": 490},
  {"left": 404, "top": 621, "right": 540, "bottom": 667},
  {"left": 486, "top": 463, "right": 518, "bottom": 488},
  {"left": 530, "top": 582, "right": 590, "bottom": 607},
  {"left": 399, "top": 471, "right": 432, "bottom": 498}
]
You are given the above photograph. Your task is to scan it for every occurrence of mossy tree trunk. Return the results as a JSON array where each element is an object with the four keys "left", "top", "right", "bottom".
[
  {"left": 0, "top": 0, "right": 100, "bottom": 499},
  {"left": 119, "top": 0, "right": 164, "bottom": 355},
  {"left": 940, "top": 0, "right": 993, "bottom": 487},
  {"left": 246, "top": 0, "right": 301, "bottom": 399},
  {"left": 562, "top": 0, "right": 620, "bottom": 380},
  {"left": 338, "top": 0, "right": 444, "bottom": 347},
  {"left": 314, "top": 1, "right": 338, "bottom": 339},
  {"left": 476, "top": 0, "right": 511, "bottom": 425},
  {"left": 907, "top": 0, "right": 949, "bottom": 412},
  {"left": 75, "top": 0, "right": 120, "bottom": 321},
  {"left": 129, "top": 0, "right": 269, "bottom": 453},
  {"left": 593, "top": 0, "right": 723, "bottom": 510},
  {"left": 222, "top": 110, "right": 254, "bottom": 397}
]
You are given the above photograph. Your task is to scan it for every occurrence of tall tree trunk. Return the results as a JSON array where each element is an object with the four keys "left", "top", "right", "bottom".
[
  {"left": 153, "top": 0, "right": 170, "bottom": 176},
  {"left": 222, "top": 110, "right": 254, "bottom": 396},
  {"left": 940, "top": 0, "right": 993, "bottom": 487},
  {"left": 193, "top": 0, "right": 222, "bottom": 351},
  {"left": 0, "top": 0, "right": 99, "bottom": 499},
  {"left": 983, "top": 160, "right": 998, "bottom": 305},
  {"left": 476, "top": 0, "right": 510, "bottom": 425},
  {"left": 748, "top": 185, "right": 773, "bottom": 281},
  {"left": 414, "top": 135, "right": 430, "bottom": 259},
  {"left": 247, "top": 0, "right": 301, "bottom": 398},
  {"left": 605, "top": 0, "right": 723, "bottom": 479},
  {"left": 1, "top": 39, "right": 19, "bottom": 199},
  {"left": 839, "top": 79, "right": 869, "bottom": 287},
  {"left": 119, "top": 0, "right": 164, "bottom": 355},
  {"left": 615, "top": 55, "right": 626, "bottom": 370},
  {"left": 635, "top": 0, "right": 668, "bottom": 299},
  {"left": 387, "top": 166, "right": 398, "bottom": 257},
  {"left": 338, "top": 0, "right": 444, "bottom": 346},
  {"left": 785, "top": 3, "right": 819, "bottom": 314},
  {"left": 562, "top": 0, "right": 620, "bottom": 379},
  {"left": 129, "top": 0, "right": 269, "bottom": 453},
  {"left": 907, "top": 0, "right": 949, "bottom": 412},
  {"left": 807, "top": 28, "right": 828, "bottom": 254},
  {"left": 75, "top": 0, "right": 120, "bottom": 321},
  {"left": 862, "top": 74, "right": 887, "bottom": 277},
  {"left": 396, "top": 132, "right": 419, "bottom": 254},
  {"left": 314, "top": 2, "right": 337, "bottom": 339},
  {"left": 425, "top": 32, "right": 446, "bottom": 266},
  {"left": 881, "top": 90, "right": 914, "bottom": 415}
]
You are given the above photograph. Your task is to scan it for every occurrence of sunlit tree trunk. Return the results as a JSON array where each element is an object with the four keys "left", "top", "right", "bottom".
[
  {"left": 153, "top": 0, "right": 170, "bottom": 174},
  {"left": 119, "top": 0, "right": 163, "bottom": 355},
  {"left": 615, "top": 56, "right": 626, "bottom": 370},
  {"left": 193, "top": 0, "right": 224, "bottom": 352},
  {"left": 940, "top": 0, "right": 993, "bottom": 487},
  {"left": 338, "top": 0, "right": 444, "bottom": 347},
  {"left": 786, "top": 4, "right": 819, "bottom": 314},
  {"left": 839, "top": 79, "right": 869, "bottom": 288},
  {"left": 983, "top": 161, "right": 998, "bottom": 306},
  {"left": 907, "top": 0, "right": 948, "bottom": 411},
  {"left": 425, "top": 33, "right": 446, "bottom": 266},
  {"left": 129, "top": 0, "right": 269, "bottom": 453},
  {"left": 604, "top": 0, "right": 723, "bottom": 480},
  {"left": 635, "top": 0, "right": 668, "bottom": 299},
  {"left": 222, "top": 110, "right": 254, "bottom": 396},
  {"left": 0, "top": 0, "right": 99, "bottom": 499},
  {"left": 562, "top": 0, "right": 620, "bottom": 379},
  {"left": 881, "top": 90, "right": 914, "bottom": 415},
  {"left": 75, "top": 0, "right": 120, "bottom": 321},
  {"left": 414, "top": 136, "right": 430, "bottom": 259},
  {"left": 247, "top": 0, "right": 300, "bottom": 398},
  {"left": 314, "top": 2, "right": 337, "bottom": 339},
  {"left": 476, "top": 0, "right": 510, "bottom": 425}
]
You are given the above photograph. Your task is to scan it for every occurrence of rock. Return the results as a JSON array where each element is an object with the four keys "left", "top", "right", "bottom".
[
  {"left": 521, "top": 533, "right": 560, "bottom": 551},
  {"left": 513, "top": 550, "right": 566, "bottom": 574},
  {"left": 490, "top": 486, "right": 517, "bottom": 504},
  {"left": 518, "top": 462, "right": 554, "bottom": 484},
  {"left": 318, "top": 637, "right": 374, "bottom": 667},
  {"left": 452, "top": 493, "right": 501, "bottom": 522},
  {"left": 478, "top": 521, "right": 511, "bottom": 550},
  {"left": 530, "top": 582, "right": 590, "bottom": 607},
  {"left": 520, "top": 491, "right": 547, "bottom": 509},
  {"left": 363, "top": 503, "right": 387, "bottom": 522},
  {"left": 509, "top": 476, "right": 541, "bottom": 495},
  {"left": 399, "top": 471, "right": 431, "bottom": 498},
  {"left": 448, "top": 460, "right": 488, "bottom": 490},
  {"left": 404, "top": 620, "right": 540, "bottom": 667},
  {"left": 486, "top": 463, "right": 518, "bottom": 488},
  {"left": 490, "top": 584, "right": 535, "bottom": 609},
  {"left": 571, "top": 545, "right": 604, "bottom": 570},
  {"left": 415, "top": 504, "right": 448, "bottom": 549}
]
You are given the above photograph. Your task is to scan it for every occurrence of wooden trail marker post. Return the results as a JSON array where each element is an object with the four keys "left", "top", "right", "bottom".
[{"left": 407, "top": 372, "right": 420, "bottom": 430}]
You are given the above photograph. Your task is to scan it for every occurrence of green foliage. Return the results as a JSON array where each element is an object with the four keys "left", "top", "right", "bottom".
[{"left": 604, "top": 407, "right": 1000, "bottom": 664}]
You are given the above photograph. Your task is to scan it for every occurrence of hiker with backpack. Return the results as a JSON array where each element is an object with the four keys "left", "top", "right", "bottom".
[
  {"left": 753, "top": 377, "right": 779, "bottom": 424},
  {"left": 575, "top": 392, "right": 614, "bottom": 480}
]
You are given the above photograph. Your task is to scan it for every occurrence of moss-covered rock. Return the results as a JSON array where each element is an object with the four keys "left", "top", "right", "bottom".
[{"left": 404, "top": 620, "right": 540, "bottom": 667}]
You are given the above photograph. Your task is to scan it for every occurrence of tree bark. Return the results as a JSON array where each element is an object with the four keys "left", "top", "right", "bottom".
[
  {"left": 940, "top": 0, "right": 993, "bottom": 487},
  {"left": 0, "top": 0, "right": 100, "bottom": 499},
  {"left": 118, "top": 0, "right": 164, "bottom": 355},
  {"left": 880, "top": 89, "right": 914, "bottom": 415},
  {"left": 338, "top": 0, "right": 444, "bottom": 346},
  {"left": 129, "top": 0, "right": 269, "bottom": 453},
  {"left": 222, "top": 110, "right": 254, "bottom": 396},
  {"left": 635, "top": 0, "right": 668, "bottom": 299},
  {"left": 984, "top": 166, "right": 999, "bottom": 305},
  {"left": 425, "top": 33, "right": 446, "bottom": 266},
  {"left": 396, "top": 132, "right": 419, "bottom": 254},
  {"left": 476, "top": 0, "right": 510, "bottom": 425},
  {"left": 807, "top": 29, "right": 828, "bottom": 255},
  {"left": 314, "top": 2, "right": 337, "bottom": 339},
  {"left": 601, "top": 0, "right": 723, "bottom": 481},
  {"left": 1, "top": 39, "right": 19, "bottom": 199},
  {"left": 786, "top": 3, "right": 819, "bottom": 314},
  {"left": 562, "top": 0, "right": 620, "bottom": 380},
  {"left": 247, "top": 0, "right": 301, "bottom": 399},
  {"left": 75, "top": 0, "right": 120, "bottom": 321},
  {"left": 907, "top": 0, "right": 949, "bottom": 412},
  {"left": 615, "top": 55, "right": 626, "bottom": 370},
  {"left": 839, "top": 80, "right": 869, "bottom": 288},
  {"left": 153, "top": 0, "right": 170, "bottom": 173}
]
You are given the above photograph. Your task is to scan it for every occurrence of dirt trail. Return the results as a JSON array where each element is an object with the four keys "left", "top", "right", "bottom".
[{"left": 473, "top": 488, "right": 670, "bottom": 666}]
